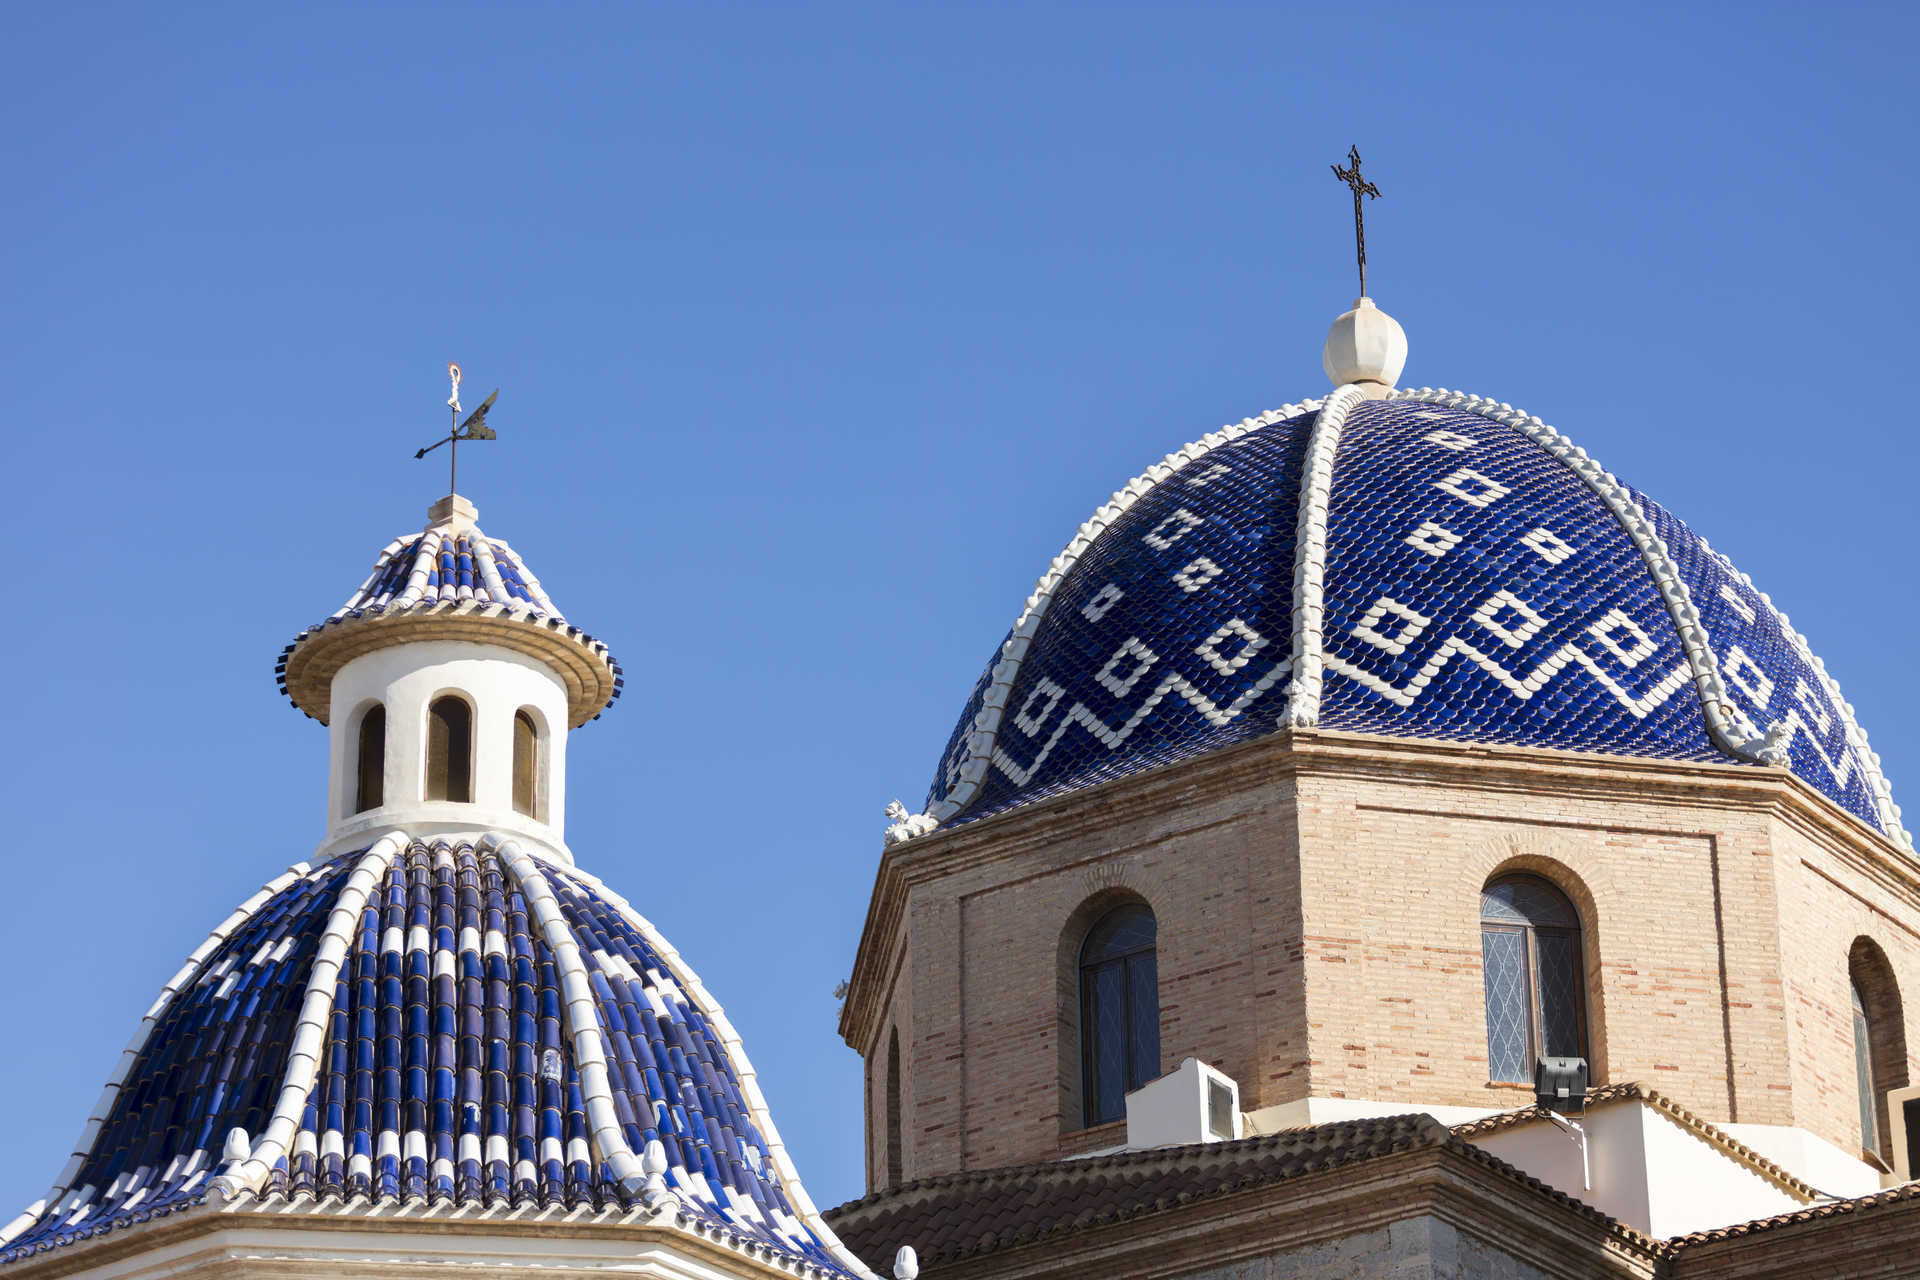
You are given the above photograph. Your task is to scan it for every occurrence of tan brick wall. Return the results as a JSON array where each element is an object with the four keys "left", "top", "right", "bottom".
[
  {"left": 1770, "top": 816, "right": 1920, "bottom": 1165},
  {"left": 838, "top": 730, "right": 1918, "bottom": 1191}
]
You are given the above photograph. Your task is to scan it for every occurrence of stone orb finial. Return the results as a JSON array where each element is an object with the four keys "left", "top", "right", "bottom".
[{"left": 1322, "top": 296, "right": 1407, "bottom": 389}]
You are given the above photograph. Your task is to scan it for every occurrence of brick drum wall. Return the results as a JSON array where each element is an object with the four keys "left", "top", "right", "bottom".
[{"left": 843, "top": 729, "right": 1919, "bottom": 1191}]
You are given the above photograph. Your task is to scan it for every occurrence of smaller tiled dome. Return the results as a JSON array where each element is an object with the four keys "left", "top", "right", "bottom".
[
  {"left": 276, "top": 496, "right": 623, "bottom": 727},
  {"left": 0, "top": 837, "right": 867, "bottom": 1278}
]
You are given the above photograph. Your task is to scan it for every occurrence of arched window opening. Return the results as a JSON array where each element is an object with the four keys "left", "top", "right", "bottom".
[
  {"left": 1853, "top": 982, "right": 1879, "bottom": 1156},
  {"left": 1480, "top": 876, "right": 1585, "bottom": 1085},
  {"left": 1849, "top": 938, "right": 1908, "bottom": 1166},
  {"left": 512, "top": 709, "right": 540, "bottom": 817},
  {"left": 425, "top": 696, "right": 473, "bottom": 803},
  {"left": 884, "top": 1028, "right": 903, "bottom": 1189},
  {"left": 1079, "top": 903, "right": 1159, "bottom": 1127},
  {"left": 354, "top": 705, "right": 385, "bottom": 813}
]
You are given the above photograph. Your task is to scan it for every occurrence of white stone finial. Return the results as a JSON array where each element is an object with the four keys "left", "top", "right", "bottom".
[
  {"left": 893, "top": 1245, "right": 920, "bottom": 1280},
  {"left": 641, "top": 1138, "right": 669, "bottom": 1200},
  {"left": 1322, "top": 297, "right": 1407, "bottom": 390},
  {"left": 221, "top": 1127, "right": 252, "bottom": 1166}
]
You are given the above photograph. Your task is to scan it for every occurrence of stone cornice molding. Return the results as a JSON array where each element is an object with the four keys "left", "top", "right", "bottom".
[
  {"left": 279, "top": 604, "right": 619, "bottom": 729},
  {"left": 0, "top": 1199, "right": 837, "bottom": 1280}
]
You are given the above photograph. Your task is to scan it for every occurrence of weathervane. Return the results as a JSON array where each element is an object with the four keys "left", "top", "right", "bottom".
[
  {"left": 414, "top": 361, "right": 498, "bottom": 495},
  {"left": 1330, "top": 145, "right": 1381, "bottom": 296}
]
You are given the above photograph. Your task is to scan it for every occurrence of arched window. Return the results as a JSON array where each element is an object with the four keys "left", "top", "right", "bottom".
[
  {"left": 884, "top": 1028, "right": 903, "bottom": 1189},
  {"left": 425, "top": 696, "right": 473, "bottom": 803},
  {"left": 512, "top": 709, "right": 540, "bottom": 817},
  {"left": 1853, "top": 981, "right": 1879, "bottom": 1156},
  {"left": 1480, "top": 876, "right": 1585, "bottom": 1084},
  {"left": 354, "top": 705, "right": 385, "bottom": 813},
  {"left": 1849, "top": 938, "right": 1908, "bottom": 1165},
  {"left": 1080, "top": 903, "right": 1160, "bottom": 1126}
]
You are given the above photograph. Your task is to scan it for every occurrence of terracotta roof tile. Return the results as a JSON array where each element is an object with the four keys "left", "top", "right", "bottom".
[{"left": 825, "top": 1114, "right": 1651, "bottom": 1272}]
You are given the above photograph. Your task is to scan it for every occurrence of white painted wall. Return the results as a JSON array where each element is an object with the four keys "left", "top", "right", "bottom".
[
  {"left": 319, "top": 640, "right": 572, "bottom": 864},
  {"left": 1720, "top": 1122, "right": 1884, "bottom": 1198},
  {"left": 1469, "top": 1101, "right": 1808, "bottom": 1238}
]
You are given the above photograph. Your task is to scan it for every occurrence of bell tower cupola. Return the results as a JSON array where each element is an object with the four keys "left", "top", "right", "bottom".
[{"left": 275, "top": 381, "right": 621, "bottom": 863}]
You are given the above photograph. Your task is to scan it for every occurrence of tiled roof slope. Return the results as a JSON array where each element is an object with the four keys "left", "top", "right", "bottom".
[
  {"left": 922, "top": 393, "right": 1905, "bottom": 846},
  {"left": 275, "top": 518, "right": 623, "bottom": 724},
  {"left": 823, "top": 1115, "right": 1650, "bottom": 1273},
  {"left": 0, "top": 841, "right": 864, "bottom": 1278}
]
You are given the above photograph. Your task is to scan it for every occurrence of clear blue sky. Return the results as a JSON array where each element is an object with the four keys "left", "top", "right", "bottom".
[{"left": 3, "top": 2, "right": 1916, "bottom": 1217}]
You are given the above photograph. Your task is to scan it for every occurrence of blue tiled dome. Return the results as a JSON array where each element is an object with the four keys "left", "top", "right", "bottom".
[
  {"left": 275, "top": 508, "right": 624, "bottom": 727},
  {"left": 0, "top": 840, "right": 864, "bottom": 1277},
  {"left": 923, "top": 389, "right": 1906, "bottom": 847}
]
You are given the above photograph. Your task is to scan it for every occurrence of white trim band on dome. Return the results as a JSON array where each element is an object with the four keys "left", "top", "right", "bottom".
[
  {"left": 211, "top": 835, "right": 407, "bottom": 1200},
  {"left": 480, "top": 836, "right": 650, "bottom": 1197},
  {"left": 1700, "top": 538, "right": 1908, "bottom": 846},
  {"left": 919, "top": 398, "right": 1325, "bottom": 831},
  {"left": 556, "top": 861, "right": 884, "bottom": 1280},
  {"left": 328, "top": 537, "right": 410, "bottom": 621},
  {"left": 1286, "top": 384, "right": 1368, "bottom": 728},
  {"left": 0, "top": 861, "right": 324, "bottom": 1248}
]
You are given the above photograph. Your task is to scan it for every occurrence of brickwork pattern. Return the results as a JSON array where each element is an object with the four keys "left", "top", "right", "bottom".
[{"left": 847, "top": 732, "right": 1919, "bottom": 1188}]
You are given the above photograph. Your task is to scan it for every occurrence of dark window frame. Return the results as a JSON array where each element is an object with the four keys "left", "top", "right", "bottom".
[
  {"left": 353, "top": 704, "right": 385, "bottom": 814},
  {"left": 1480, "top": 876, "right": 1586, "bottom": 1084},
  {"left": 1078, "top": 903, "right": 1160, "bottom": 1127}
]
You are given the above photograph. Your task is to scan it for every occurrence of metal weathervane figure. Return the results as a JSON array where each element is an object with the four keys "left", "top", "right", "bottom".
[
  {"left": 415, "top": 360, "right": 498, "bottom": 494},
  {"left": 1331, "top": 145, "right": 1381, "bottom": 297}
]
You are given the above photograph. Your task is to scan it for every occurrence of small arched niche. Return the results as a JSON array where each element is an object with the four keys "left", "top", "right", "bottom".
[
  {"left": 425, "top": 694, "right": 474, "bottom": 803},
  {"left": 1849, "top": 936, "right": 1908, "bottom": 1166},
  {"left": 884, "top": 1027, "right": 903, "bottom": 1189},
  {"left": 352, "top": 703, "right": 385, "bottom": 814},
  {"left": 512, "top": 707, "right": 545, "bottom": 819}
]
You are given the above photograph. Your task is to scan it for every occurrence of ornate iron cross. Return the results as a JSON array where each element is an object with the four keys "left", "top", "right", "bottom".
[{"left": 1331, "top": 145, "right": 1381, "bottom": 296}]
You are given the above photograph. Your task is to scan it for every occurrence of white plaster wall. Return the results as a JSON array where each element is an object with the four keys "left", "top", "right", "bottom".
[
  {"left": 1720, "top": 1121, "right": 1884, "bottom": 1198},
  {"left": 1469, "top": 1102, "right": 1806, "bottom": 1238},
  {"left": 319, "top": 641, "right": 572, "bottom": 864}
]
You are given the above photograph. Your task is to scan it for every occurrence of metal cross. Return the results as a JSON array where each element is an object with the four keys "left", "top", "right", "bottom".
[{"left": 1331, "top": 145, "right": 1382, "bottom": 296}]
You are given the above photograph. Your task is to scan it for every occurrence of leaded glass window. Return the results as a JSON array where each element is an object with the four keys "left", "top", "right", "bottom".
[
  {"left": 1854, "top": 981, "right": 1879, "bottom": 1155},
  {"left": 1080, "top": 904, "right": 1159, "bottom": 1126},
  {"left": 1480, "top": 876, "right": 1585, "bottom": 1084}
]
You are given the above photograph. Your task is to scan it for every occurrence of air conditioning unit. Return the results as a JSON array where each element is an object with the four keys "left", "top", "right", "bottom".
[
  {"left": 1125, "top": 1057, "right": 1243, "bottom": 1149},
  {"left": 1884, "top": 1083, "right": 1920, "bottom": 1184}
]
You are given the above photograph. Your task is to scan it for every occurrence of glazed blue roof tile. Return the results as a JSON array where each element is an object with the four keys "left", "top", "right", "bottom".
[
  {"left": 276, "top": 510, "right": 623, "bottom": 724},
  {"left": 1, "top": 843, "right": 861, "bottom": 1276},
  {"left": 923, "top": 394, "right": 1904, "bottom": 845}
]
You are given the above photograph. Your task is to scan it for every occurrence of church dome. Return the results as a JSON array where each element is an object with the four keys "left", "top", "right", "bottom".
[
  {"left": 920, "top": 385, "right": 1907, "bottom": 848},
  {"left": 0, "top": 836, "right": 863, "bottom": 1278}
]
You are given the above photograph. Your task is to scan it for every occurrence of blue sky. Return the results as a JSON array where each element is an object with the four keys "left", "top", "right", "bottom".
[{"left": 3, "top": 2, "right": 1916, "bottom": 1218}]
